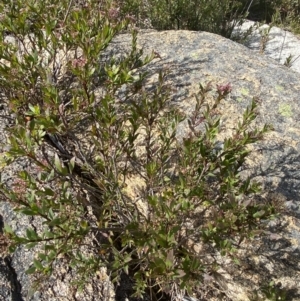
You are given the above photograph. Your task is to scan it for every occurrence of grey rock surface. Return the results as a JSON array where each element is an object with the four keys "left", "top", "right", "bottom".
[
  {"left": 2, "top": 29, "right": 300, "bottom": 300},
  {"left": 232, "top": 20, "right": 300, "bottom": 73}
]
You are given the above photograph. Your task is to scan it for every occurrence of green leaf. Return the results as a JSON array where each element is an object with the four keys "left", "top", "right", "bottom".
[
  {"left": 48, "top": 217, "right": 64, "bottom": 227},
  {"left": 43, "top": 188, "right": 54, "bottom": 196},
  {"left": 68, "top": 156, "right": 76, "bottom": 173},
  {"left": 48, "top": 208, "right": 54, "bottom": 220},
  {"left": 33, "top": 259, "right": 44, "bottom": 271},
  {"left": 26, "top": 266, "right": 36, "bottom": 274},
  {"left": 48, "top": 250, "right": 56, "bottom": 260},
  {"left": 80, "top": 221, "right": 89, "bottom": 230},
  {"left": 28, "top": 103, "right": 40, "bottom": 115},
  {"left": 253, "top": 210, "right": 265, "bottom": 218},
  {"left": 4, "top": 224, "right": 14, "bottom": 235},
  {"left": 43, "top": 231, "right": 55, "bottom": 239},
  {"left": 54, "top": 153, "right": 62, "bottom": 173},
  {"left": 25, "top": 242, "right": 38, "bottom": 249},
  {"left": 19, "top": 208, "right": 36, "bottom": 216},
  {"left": 26, "top": 228, "right": 38, "bottom": 240},
  {"left": 152, "top": 257, "right": 166, "bottom": 274},
  {"left": 38, "top": 253, "right": 48, "bottom": 261}
]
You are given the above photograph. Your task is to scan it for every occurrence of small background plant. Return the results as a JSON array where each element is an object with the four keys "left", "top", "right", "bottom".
[{"left": 251, "top": 281, "right": 288, "bottom": 301}]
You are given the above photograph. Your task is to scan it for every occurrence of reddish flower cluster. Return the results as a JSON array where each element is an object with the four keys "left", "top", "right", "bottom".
[
  {"left": 71, "top": 58, "right": 87, "bottom": 68},
  {"left": 107, "top": 7, "right": 120, "bottom": 20},
  {"left": 216, "top": 83, "right": 232, "bottom": 96}
]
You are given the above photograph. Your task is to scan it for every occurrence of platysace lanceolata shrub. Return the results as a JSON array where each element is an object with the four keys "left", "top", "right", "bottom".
[{"left": 0, "top": 0, "right": 280, "bottom": 300}]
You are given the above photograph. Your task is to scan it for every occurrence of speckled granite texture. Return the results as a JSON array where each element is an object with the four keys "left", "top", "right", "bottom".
[{"left": 1, "top": 29, "right": 300, "bottom": 300}]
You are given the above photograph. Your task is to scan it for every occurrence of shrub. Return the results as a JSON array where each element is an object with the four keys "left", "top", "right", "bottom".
[
  {"left": 115, "top": 0, "right": 252, "bottom": 38},
  {"left": 0, "top": 0, "right": 280, "bottom": 300},
  {"left": 115, "top": 0, "right": 300, "bottom": 37},
  {"left": 243, "top": 0, "right": 300, "bottom": 33},
  {"left": 271, "top": 0, "right": 300, "bottom": 33}
]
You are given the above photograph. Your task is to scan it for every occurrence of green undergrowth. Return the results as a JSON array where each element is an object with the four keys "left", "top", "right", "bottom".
[
  {"left": 114, "top": 0, "right": 300, "bottom": 37},
  {"left": 114, "top": 0, "right": 250, "bottom": 37},
  {"left": 0, "top": 0, "right": 284, "bottom": 300}
]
